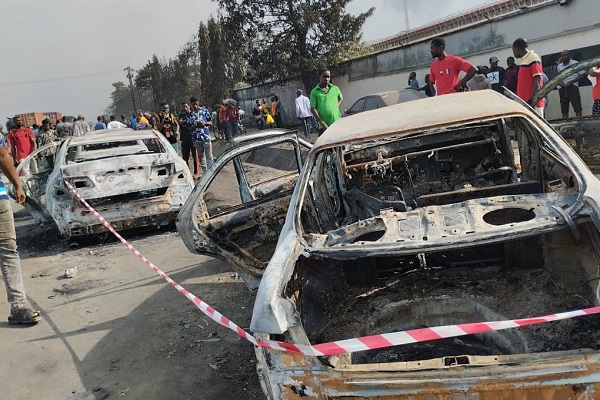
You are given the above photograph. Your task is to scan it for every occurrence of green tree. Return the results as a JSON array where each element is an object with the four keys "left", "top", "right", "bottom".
[
  {"left": 135, "top": 54, "right": 168, "bottom": 110},
  {"left": 197, "top": 17, "right": 246, "bottom": 105},
  {"left": 215, "top": 0, "right": 374, "bottom": 91},
  {"left": 106, "top": 81, "right": 135, "bottom": 117}
]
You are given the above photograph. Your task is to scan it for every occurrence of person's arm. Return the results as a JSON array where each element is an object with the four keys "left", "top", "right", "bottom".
[
  {"left": 156, "top": 115, "right": 165, "bottom": 131},
  {"left": 28, "top": 130, "right": 35, "bottom": 150},
  {"left": 309, "top": 92, "right": 327, "bottom": 128},
  {"left": 173, "top": 115, "right": 180, "bottom": 134},
  {"left": 0, "top": 147, "right": 25, "bottom": 204},
  {"left": 455, "top": 65, "right": 478, "bottom": 92},
  {"left": 429, "top": 66, "right": 436, "bottom": 96},
  {"left": 531, "top": 75, "right": 542, "bottom": 102},
  {"left": 311, "top": 107, "right": 327, "bottom": 129},
  {"left": 589, "top": 66, "right": 600, "bottom": 77}
]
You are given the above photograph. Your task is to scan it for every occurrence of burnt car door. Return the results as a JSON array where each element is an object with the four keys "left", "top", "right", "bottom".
[
  {"left": 178, "top": 132, "right": 311, "bottom": 290},
  {"left": 12, "top": 142, "right": 61, "bottom": 224}
]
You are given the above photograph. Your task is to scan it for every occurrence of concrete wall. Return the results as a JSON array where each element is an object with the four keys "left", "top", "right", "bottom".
[{"left": 233, "top": 0, "right": 600, "bottom": 123}]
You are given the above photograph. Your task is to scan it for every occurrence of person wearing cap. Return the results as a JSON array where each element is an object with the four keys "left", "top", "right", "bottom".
[
  {"left": 295, "top": 89, "right": 312, "bottom": 139},
  {"left": 486, "top": 56, "right": 506, "bottom": 93}
]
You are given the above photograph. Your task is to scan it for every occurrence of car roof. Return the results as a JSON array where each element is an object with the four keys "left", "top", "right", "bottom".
[
  {"left": 314, "top": 90, "right": 534, "bottom": 151},
  {"left": 229, "top": 128, "right": 298, "bottom": 146},
  {"left": 370, "top": 89, "right": 427, "bottom": 106},
  {"left": 65, "top": 129, "right": 158, "bottom": 146}
]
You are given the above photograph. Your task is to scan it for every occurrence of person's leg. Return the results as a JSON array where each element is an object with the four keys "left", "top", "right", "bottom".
[
  {"left": 301, "top": 117, "right": 310, "bottom": 138},
  {"left": 0, "top": 199, "right": 37, "bottom": 322},
  {"left": 593, "top": 99, "right": 600, "bottom": 116},
  {"left": 207, "top": 140, "right": 214, "bottom": 169},
  {"left": 181, "top": 141, "right": 191, "bottom": 164},
  {"left": 559, "top": 87, "right": 569, "bottom": 119},
  {"left": 534, "top": 106, "right": 545, "bottom": 119},
  {"left": 569, "top": 86, "right": 583, "bottom": 117},
  {"left": 195, "top": 142, "right": 207, "bottom": 173},
  {"left": 191, "top": 145, "right": 200, "bottom": 176}
]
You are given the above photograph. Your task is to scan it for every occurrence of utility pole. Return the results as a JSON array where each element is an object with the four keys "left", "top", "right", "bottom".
[
  {"left": 403, "top": 0, "right": 410, "bottom": 31},
  {"left": 124, "top": 66, "right": 138, "bottom": 113}
]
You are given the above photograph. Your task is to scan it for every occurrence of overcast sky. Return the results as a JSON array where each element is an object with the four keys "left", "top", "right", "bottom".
[{"left": 0, "top": 0, "right": 492, "bottom": 123}]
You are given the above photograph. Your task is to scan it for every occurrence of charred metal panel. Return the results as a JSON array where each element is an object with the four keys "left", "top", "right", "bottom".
[{"left": 552, "top": 117, "right": 600, "bottom": 173}]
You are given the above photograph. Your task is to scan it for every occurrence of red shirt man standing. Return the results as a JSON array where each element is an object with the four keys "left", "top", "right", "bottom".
[
  {"left": 512, "top": 37, "right": 544, "bottom": 118},
  {"left": 429, "top": 37, "right": 477, "bottom": 96},
  {"left": 8, "top": 116, "right": 36, "bottom": 166}
]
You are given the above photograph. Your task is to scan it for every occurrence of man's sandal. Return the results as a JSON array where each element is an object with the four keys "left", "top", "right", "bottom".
[{"left": 8, "top": 308, "right": 41, "bottom": 325}]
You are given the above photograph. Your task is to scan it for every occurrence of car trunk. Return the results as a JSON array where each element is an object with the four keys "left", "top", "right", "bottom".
[
  {"left": 286, "top": 222, "right": 600, "bottom": 367},
  {"left": 61, "top": 153, "right": 181, "bottom": 203}
]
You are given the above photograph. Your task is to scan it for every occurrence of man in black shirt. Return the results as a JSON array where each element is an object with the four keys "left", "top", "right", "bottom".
[{"left": 486, "top": 56, "right": 506, "bottom": 93}]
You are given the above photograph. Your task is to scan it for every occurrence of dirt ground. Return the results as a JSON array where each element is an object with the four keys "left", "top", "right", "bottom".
[{"left": 0, "top": 203, "right": 264, "bottom": 400}]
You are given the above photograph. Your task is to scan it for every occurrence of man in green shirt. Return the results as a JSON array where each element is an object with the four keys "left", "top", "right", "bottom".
[{"left": 310, "top": 68, "right": 343, "bottom": 135}]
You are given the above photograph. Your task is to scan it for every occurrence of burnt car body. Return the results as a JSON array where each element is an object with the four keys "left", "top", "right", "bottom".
[
  {"left": 532, "top": 55, "right": 600, "bottom": 173},
  {"left": 343, "top": 89, "right": 427, "bottom": 116},
  {"left": 179, "top": 90, "right": 600, "bottom": 398},
  {"left": 15, "top": 129, "right": 194, "bottom": 238}
]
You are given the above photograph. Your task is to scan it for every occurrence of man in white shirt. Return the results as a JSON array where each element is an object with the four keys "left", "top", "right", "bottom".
[
  {"left": 107, "top": 115, "right": 128, "bottom": 129},
  {"left": 295, "top": 89, "right": 312, "bottom": 139},
  {"left": 72, "top": 115, "right": 90, "bottom": 136},
  {"left": 556, "top": 50, "right": 585, "bottom": 118}
]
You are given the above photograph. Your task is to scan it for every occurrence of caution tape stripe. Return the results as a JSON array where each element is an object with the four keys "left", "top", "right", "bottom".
[{"left": 64, "top": 179, "right": 600, "bottom": 357}]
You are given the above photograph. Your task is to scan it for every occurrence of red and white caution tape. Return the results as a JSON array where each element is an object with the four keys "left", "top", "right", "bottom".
[{"left": 64, "top": 179, "right": 600, "bottom": 357}]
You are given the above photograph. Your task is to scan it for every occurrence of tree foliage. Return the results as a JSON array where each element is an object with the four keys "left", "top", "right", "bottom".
[
  {"left": 215, "top": 0, "right": 373, "bottom": 91},
  {"left": 107, "top": 2, "right": 372, "bottom": 113},
  {"left": 105, "top": 82, "right": 133, "bottom": 117}
]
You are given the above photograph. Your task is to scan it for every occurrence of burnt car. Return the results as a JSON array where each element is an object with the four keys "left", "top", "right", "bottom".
[
  {"left": 179, "top": 90, "right": 600, "bottom": 398},
  {"left": 14, "top": 129, "right": 194, "bottom": 239},
  {"left": 531, "top": 55, "right": 600, "bottom": 172},
  {"left": 343, "top": 88, "right": 427, "bottom": 116}
]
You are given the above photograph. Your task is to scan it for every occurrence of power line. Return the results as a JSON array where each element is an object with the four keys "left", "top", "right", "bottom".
[
  {"left": 0, "top": 90, "right": 109, "bottom": 108},
  {"left": 0, "top": 69, "right": 124, "bottom": 87}
]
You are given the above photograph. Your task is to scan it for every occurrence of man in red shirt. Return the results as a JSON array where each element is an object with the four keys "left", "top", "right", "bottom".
[
  {"left": 512, "top": 37, "right": 545, "bottom": 117},
  {"left": 8, "top": 116, "right": 36, "bottom": 167},
  {"left": 429, "top": 37, "right": 477, "bottom": 96}
]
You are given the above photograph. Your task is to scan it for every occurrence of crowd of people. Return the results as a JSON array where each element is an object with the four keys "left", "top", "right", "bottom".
[{"left": 407, "top": 37, "right": 600, "bottom": 119}]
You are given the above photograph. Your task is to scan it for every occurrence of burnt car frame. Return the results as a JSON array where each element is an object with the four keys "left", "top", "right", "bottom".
[
  {"left": 179, "top": 90, "right": 600, "bottom": 399},
  {"left": 532, "top": 55, "right": 600, "bottom": 172},
  {"left": 15, "top": 129, "right": 194, "bottom": 238}
]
